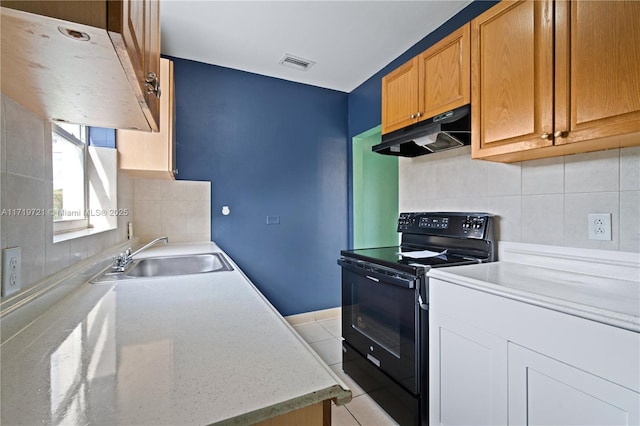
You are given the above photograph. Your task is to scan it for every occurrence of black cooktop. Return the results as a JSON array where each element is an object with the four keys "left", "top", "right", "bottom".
[
  {"left": 340, "top": 212, "right": 496, "bottom": 275},
  {"left": 340, "top": 245, "right": 481, "bottom": 275}
]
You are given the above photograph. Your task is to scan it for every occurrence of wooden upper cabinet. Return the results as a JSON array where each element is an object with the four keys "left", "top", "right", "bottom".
[
  {"left": 0, "top": 0, "right": 160, "bottom": 131},
  {"left": 472, "top": 0, "right": 640, "bottom": 162},
  {"left": 471, "top": 1, "right": 554, "bottom": 157},
  {"left": 419, "top": 24, "right": 471, "bottom": 121},
  {"left": 556, "top": 0, "right": 640, "bottom": 145},
  {"left": 381, "top": 57, "right": 420, "bottom": 134},
  {"left": 111, "top": 0, "right": 161, "bottom": 131},
  {"left": 381, "top": 24, "right": 470, "bottom": 135},
  {"left": 118, "top": 58, "right": 176, "bottom": 180}
]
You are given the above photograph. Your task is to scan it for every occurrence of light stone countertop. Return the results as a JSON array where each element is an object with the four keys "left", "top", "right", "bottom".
[
  {"left": 0, "top": 242, "right": 351, "bottom": 425},
  {"left": 427, "top": 243, "right": 640, "bottom": 333}
]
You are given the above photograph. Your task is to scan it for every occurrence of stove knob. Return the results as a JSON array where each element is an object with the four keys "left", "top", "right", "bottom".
[{"left": 369, "top": 346, "right": 374, "bottom": 352}]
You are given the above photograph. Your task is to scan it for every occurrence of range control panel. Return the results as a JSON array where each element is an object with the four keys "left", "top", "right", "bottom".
[{"left": 398, "top": 212, "right": 493, "bottom": 239}]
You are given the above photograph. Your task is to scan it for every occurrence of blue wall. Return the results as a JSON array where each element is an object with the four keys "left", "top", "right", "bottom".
[
  {"left": 346, "top": 1, "right": 499, "bottom": 246},
  {"left": 170, "top": 58, "right": 348, "bottom": 316},
  {"left": 168, "top": 1, "right": 498, "bottom": 316},
  {"left": 89, "top": 127, "right": 115, "bottom": 148}
]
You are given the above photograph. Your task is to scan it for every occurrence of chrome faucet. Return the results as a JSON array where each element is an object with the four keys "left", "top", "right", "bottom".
[{"left": 112, "top": 236, "right": 168, "bottom": 272}]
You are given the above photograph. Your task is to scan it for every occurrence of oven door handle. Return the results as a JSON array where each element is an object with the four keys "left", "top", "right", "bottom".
[
  {"left": 416, "top": 279, "right": 429, "bottom": 311},
  {"left": 338, "top": 259, "right": 415, "bottom": 289}
]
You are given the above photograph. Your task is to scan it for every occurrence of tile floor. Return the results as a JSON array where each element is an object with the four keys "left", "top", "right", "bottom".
[{"left": 292, "top": 318, "right": 399, "bottom": 426}]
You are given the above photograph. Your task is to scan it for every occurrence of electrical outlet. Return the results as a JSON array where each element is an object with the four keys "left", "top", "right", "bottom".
[
  {"left": 2, "top": 247, "right": 22, "bottom": 297},
  {"left": 588, "top": 213, "right": 612, "bottom": 241}
]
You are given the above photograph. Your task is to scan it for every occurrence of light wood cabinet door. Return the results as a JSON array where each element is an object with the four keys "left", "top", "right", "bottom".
[
  {"left": 471, "top": 0, "right": 555, "bottom": 159},
  {"left": 134, "top": 0, "right": 161, "bottom": 131},
  {"left": 554, "top": 0, "right": 640, "bottom": 146},
  {"left": 381, "top": 24, "right": 471, "bottom": 136},
  {"left": 472, "top": 0, "right": 640, "bottom": 162},
  {"left": 118, "top": 58, "right": 175, "bottom": 179},
  {"left": 419, "top": 24, "right": 470, "bottom": 120},
  {"left": 110, "top": 0, "right": 161, "bottom": 131},
  {"left": 381, "top": 57, "right": 419, "bottom": 134}
]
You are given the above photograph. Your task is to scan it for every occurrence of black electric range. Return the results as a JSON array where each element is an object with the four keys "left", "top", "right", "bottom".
[{"left": 339, "top": 212, "right": 496, "bottom": 426}]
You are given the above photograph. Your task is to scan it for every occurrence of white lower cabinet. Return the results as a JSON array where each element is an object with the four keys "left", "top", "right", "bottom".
[
  {"left": 430, "top": 313, "right": 507, "bottom": 425},
  {"left": 508, "top": 343, "right": 639, "bottom": 426},
  {"left": 429, "top": 277, "right": 640, "bottom": 426}
]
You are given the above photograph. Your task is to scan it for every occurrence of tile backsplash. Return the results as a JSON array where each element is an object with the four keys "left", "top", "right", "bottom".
[
  {"left": 1, "top": 96, "right": 133, "bottom": 292},
  {"left": 132, "top": 178, "right": 211, "bottom": 244},
  {"left": 399, "top": 144, "right": 640, "bottom": 252},
  {"left": 1, "top": 95, "right": 212, "bottom": 295}
]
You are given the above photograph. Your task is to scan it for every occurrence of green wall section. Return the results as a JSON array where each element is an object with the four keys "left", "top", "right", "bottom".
[{"left": 352, "top": 126, "right": 399, "bottom": 249}]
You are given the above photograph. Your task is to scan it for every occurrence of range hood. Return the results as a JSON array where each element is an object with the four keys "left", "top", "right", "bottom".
[{"left": 373, "top": 105, "right": 470, "bottom": 157}]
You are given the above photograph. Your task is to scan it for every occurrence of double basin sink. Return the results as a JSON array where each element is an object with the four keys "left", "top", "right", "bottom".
[{"left": 91, "top": 252, "right": 233, "bottom": 283}]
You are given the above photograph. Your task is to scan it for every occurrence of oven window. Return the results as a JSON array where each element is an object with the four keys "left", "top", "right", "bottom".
[{"left": 350, "top": 276, "right": 414, "bottom": 359}]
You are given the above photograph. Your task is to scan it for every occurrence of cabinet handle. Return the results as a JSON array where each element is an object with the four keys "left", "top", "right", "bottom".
[
  {"left": 416, "top": 112, "right": 423, "bottom": 118},
  {"left": 541, "top": 133, "right": 551, "bottom": 140},
  {"left": 410, "top": 114, "right": 417, "bottom": 119},
  {"left": 145, "top": 72, "right": 161, "bottom": 98},
  {"left": 554, "top": 130, "right": 567, "bottom": 138}
]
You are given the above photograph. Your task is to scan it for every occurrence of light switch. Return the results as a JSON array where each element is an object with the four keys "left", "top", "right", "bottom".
[{"left": 266, "top": 216, "right": 280, "bottom": 225}]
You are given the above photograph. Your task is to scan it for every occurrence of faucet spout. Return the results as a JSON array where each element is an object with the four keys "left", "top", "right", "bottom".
[
  {"left": 129, "top": 236, "right": 169, "bottom": 258},
  {"left": 111, "top": 236, "right": 168, "bottom": 272}
]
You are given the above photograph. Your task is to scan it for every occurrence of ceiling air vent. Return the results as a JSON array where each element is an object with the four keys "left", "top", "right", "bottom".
[{"left": 279, "top": 54, "right": 315, "bottom": 71}]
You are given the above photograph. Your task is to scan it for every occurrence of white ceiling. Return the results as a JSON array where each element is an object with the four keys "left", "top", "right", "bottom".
[{"left": 160, "top": 1, "right": 473, "bottom": 93}]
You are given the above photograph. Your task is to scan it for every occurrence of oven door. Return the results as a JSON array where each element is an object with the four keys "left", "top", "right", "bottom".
[{"left": 339, "top": 259, "right": 420, "bottom": 394}]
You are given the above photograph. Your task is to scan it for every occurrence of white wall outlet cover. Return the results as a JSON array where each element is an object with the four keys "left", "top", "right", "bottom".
[
  {"left": 588, "top": 213, "right": 612, "bottom": 241},
  {"left": 2, "top": 247, "right": 22, "bottom": 298}
]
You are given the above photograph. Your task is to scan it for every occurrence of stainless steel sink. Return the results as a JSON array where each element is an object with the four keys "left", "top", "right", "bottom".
[
  {"left": 126, "top": 253, "right": 233, "bottom": 277},
  {"left": 90, "top": 252, "right": 233, "bottom": 283}
]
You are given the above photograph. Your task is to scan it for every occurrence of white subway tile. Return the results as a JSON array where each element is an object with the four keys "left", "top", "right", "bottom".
[
  {"left": 459, "top": 155, "right": 488, "bottom": 197},
  {"left": 564, "top": 192, "right": 619, "bottom": 250},
  {"left": 162, "top": 179, "right": 194, "bottom": 201},
  {"left": 161, "top": 200, "right": 189, "bottom": 242},
  {"left": 521, "top": 194, "right": 564, "bottom": 245},
  {"left": 134, "top": 178, "right": 163, "bottom": 201},
  {"left": 4, "top": 97, "right": 46, "bottom": 180},
  {"left": 487, "top": 161, "right": 522, "bottom": 196},
  {"left": 187, "top": 232, "right": 211, "bottom": 243},
  {"left": 620, "top": 190, "right": 640, "bottom": 252},
  {"left": 488, "top": 196, "right": 522, "bottom": 243},
  {"left": 133, "top": 200, "right": 162, "bottom": 238},
  {"left": 0, "top": 96, "right": 6, "bottom": 173},
  {"left": 565, "top": 150, "right": 619, "bottom": 193},
  {"left": 522, "top": 156, "right": 564, "bottom": 195},
  {"left": 620, "top": 146, "right": 640, "bottom": 191}
]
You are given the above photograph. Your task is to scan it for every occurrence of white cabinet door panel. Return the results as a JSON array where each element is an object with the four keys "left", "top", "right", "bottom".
[
  {"left": 430, "top": 312, "right": 507, "bottom": 425},
  {"left": 509, "top": 343, "right": 640, "bottom": 426}
]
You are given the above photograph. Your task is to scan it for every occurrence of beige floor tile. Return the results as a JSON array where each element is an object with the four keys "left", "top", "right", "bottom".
[
  {"left": 285, "top": 311, "right": 317, "bottom": 325},
  {"left": 293, "top": 322, "right": 333, "bottom": 343},
  {"left": 318, "top": 317, "right": 341, "bottom": 338},
  {"left": 331, "top": 403, "right": 360, "bottom": 426},
  {"left": 329, "top": 363, "right": 365, "bottom": 398},
  {"left": 344, "top": 394, "right": 399, "bottom": 426},
  {"left": 309, "top": 337, "right": 342, "bottom": 366},
  {"left": 296, "top": 316, "right": 397, "bottom": 426}
]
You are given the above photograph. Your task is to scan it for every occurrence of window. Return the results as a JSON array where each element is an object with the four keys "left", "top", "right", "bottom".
[
  {"left": 52, "top": 123, "right": 89, "bottom": 234},
  {"left": 51, "top": 123, "right": 120, "bottom": 242}
]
